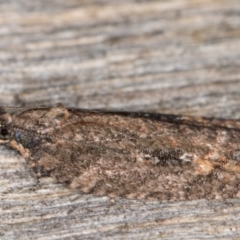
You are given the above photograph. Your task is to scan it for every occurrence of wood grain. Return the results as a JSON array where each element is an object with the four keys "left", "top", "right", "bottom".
[{"left": 0, "top": 0, "right": 240, "bottom": 239}]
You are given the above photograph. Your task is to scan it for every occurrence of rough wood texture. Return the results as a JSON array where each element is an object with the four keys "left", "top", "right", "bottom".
[{"left": 1, "top": 0, "right": 240, "bottom": 239}]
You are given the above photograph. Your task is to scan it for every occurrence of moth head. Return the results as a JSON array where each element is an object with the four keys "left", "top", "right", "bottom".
[{"left": 0, "top": 107, "right": 12, "bottom": 141}]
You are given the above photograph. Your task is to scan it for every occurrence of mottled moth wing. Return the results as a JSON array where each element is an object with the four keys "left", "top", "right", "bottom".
[{"left": 1, "top": 104, "right": 240, "bottom": 201}]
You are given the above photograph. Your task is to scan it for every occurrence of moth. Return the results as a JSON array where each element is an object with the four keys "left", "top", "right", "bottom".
[{"left": 1, "top": 104, "right": 240, "bottom": 201}]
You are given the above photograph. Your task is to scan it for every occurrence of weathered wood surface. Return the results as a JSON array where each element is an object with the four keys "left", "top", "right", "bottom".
[{"left": 1, "top": 0, "right": 240, "bottom": 239}]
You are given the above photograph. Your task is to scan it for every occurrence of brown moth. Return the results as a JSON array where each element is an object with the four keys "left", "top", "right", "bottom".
[{"left": 1, "top": 104, "right": 240, "bottom": 201}]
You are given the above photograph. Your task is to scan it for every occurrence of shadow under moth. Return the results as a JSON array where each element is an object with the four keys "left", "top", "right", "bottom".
[{"left": 1, "top": 104, "right": 240, "bottom": 201}]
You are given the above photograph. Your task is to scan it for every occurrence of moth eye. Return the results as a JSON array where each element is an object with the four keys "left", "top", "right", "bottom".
[
  {"left": 1, "top": 128, "right": 8, "bottom": 136},
  {"left": 0, "top": 127, "right": 10, "bottom": 139}
]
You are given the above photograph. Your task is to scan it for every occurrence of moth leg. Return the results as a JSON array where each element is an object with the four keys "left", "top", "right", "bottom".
[
  {"left": 10, "top": 139, "right": 30, "bottom": 159},
  {"left": 9, "top": 139, "right": 43, "bottom": 187}
]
